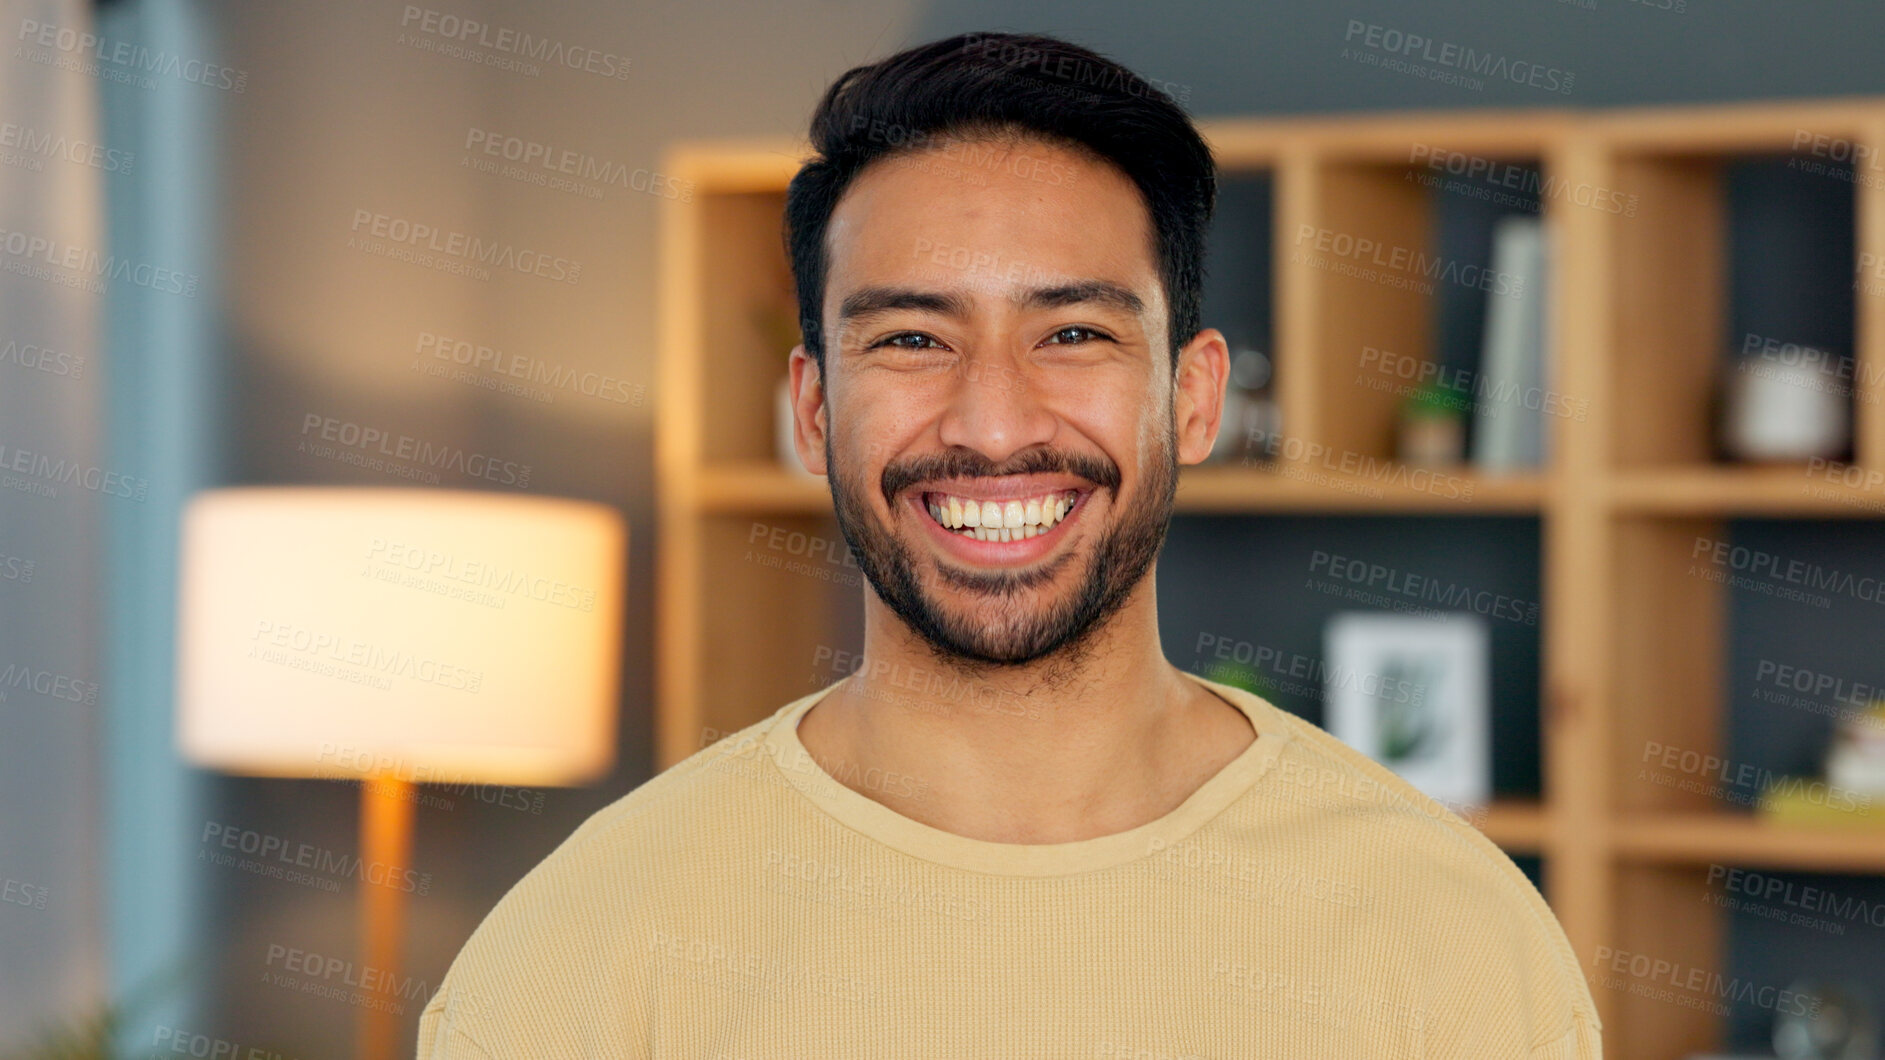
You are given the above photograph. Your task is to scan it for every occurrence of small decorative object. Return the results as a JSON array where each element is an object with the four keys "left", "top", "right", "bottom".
[
  {"left": 1760, "top": 701, "right": 1885, "bottom": 826},
  {"left": 1720, "top": 345, "right": 1851, "bottom": 462},
  {"left": 1210, "top": 346, "right": 1280, "bottom": 465},
  {"left": 1324, "top": 611, "right": 1491, "bottom": 809},
  {"left": 1826, "top": 700, "right": 1885, "bottom": 796},
  {"left": 775, "top": 375, "right": 819, "bottom": 478},
  {"left": 1397, "top": 381, "right": 1469, "bottom": 467},
  {"left": 1774, "top": 978, "right": 1877, "bottom": 1060}
]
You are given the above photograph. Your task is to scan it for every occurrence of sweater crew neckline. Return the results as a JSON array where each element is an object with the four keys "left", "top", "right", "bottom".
[{"left": 759, "top": 669, "right": 1293, "bottom": 878}]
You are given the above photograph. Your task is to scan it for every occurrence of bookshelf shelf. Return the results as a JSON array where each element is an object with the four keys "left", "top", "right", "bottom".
[
  {"left": 697, "top": 462, "right": 829, "bottom": 514},
  {"left": 1173, "top": 464, "right": 1548, "bottom": 512},
  {"left": 1477, "top": 798, "right": 1551, "bottom": 853},
  {"left": 657, "top": 98, "right": 1885, "bottom": 1059},
  {"left": 1607, "top": 467, "right": 1885, "bottom": 516},
  {"left": 1614, "top": 812, "right": 1885, "bottom": 873}
]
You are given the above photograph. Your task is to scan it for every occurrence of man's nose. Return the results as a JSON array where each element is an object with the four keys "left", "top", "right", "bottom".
[{"left": 933, "top": 356, "right": 1053, "bottom": 465}]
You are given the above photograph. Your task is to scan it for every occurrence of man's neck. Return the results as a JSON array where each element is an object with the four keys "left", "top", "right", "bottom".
[{"left": 795, "top": 592, "right": 1257, "bottom": 845}]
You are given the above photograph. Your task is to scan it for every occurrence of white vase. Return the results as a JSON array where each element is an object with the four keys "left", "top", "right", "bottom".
[{"left": 1722, "top": 354, "right": 1850, "bottom": 461}]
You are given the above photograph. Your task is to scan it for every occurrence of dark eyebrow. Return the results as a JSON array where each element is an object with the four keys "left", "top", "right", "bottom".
[
  {"left": 1020, "top": 281, "right": 1146, "bottom": 317},
  {"left": 835, "top": 280, "right": 1146, "bottom": 329},
  {"left": 837, "top": 286, "right": 974, "bottom": 325}
]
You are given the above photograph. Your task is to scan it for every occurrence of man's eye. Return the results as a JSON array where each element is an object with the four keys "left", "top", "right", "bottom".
[
  {"left": 1044, "top": 326, "right": 1110, "bottom": 345},
  {"left": 872, "top": 332, "right": 945, "bottom": 351}
]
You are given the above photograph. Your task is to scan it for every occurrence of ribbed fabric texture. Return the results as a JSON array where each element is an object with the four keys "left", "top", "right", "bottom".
[{"left": 417, "top": 671, "right": 1601, "bottom": 1058}]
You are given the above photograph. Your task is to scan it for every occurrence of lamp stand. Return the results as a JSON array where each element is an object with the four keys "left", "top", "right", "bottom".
[{"left": 359, "top": 774, "right": 416, "bottom": 1060}]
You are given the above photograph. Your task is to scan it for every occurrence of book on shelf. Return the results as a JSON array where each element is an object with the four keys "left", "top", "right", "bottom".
[{"left": 1472, "top": 215, "right": 1549, "bottom": 472}]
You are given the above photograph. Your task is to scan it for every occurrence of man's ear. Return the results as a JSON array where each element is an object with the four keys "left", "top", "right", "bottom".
[
  {"left": 788, "top": 344, "right": 830, "bottom": 476},
  {"left": 1172, "top": 328, "right": 1229, "bottom": 466}
]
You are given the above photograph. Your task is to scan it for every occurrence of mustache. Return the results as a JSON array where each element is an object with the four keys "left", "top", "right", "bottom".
[{"left": 879, "top": 446, "right": 1120, "bottom": 506}]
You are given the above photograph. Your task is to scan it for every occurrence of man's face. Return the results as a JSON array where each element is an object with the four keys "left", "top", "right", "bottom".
[{"left": 789, "top": 136, "right": 1223, "bottom": 674}]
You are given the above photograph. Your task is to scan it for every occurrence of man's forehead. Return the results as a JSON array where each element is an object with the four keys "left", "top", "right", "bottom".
[{"left": 822, "top": 145, "right": 1163, "bottom": 318}]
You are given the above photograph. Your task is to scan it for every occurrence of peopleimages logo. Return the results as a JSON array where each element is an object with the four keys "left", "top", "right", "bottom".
[
  {"left": 1, "top": 337, "right": 84, "bottom": 378},
  {"left": 1293, "top": 224, "right": 1522, "bottom": 297},
  {"left": 0, "top": 662, "right": 99, "bottom": 705},
  {"left": 1591, "top": 946, "right": 1820, "bottom": 1019},
  {"left": 397, "top": 5, "right": 631, "bottom": 79},
  {"left": 347, "top": 209, "right": 581, "bottom": 284},
  {"left": 249, "top": 618, "right": 485, "bottom": 694},
  {"left": 461, "top": 129, "right": 690, "bottom": 201},
  {"left": 0, "top": 440, "right": 150, "bottom": 501},
  {"left": 0, "top": 225, "right": 198, "bottom": 295},
  {"left": 1708, "top": 864, "right": 1885, "bottom": 932},
  {"left": 1342, "top": 20, "right": 1574, "bottom": 95},
  {"left": 265, "top": 944, "right": 431, "bottom": 1001},
  {"left": 0, "top": 121, "right": 134, "bottom": 173},
  {"left": 299, "top": 412, "right": 533, "bottom": 488},
  {"left": 201, "top": 821, "right": 433, "bottom": 895},
  {"left": 15, "top": 17, "right": 248, "bottom": 92},
  {"left": 416, "top": 331, "right": 642, "bottom": 405},
  {"left": 2, "top": 877, "right": 48, "bottom": 910}
]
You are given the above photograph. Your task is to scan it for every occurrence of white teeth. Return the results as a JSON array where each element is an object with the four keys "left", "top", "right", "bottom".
[{"left": 924, "top": 489, "right": 1079, "bottom": 539}]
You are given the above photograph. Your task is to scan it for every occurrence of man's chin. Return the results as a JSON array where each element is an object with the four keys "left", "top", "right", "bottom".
[
  {"left": 890, "top": 573, "right": 1100, "bottom": 665},
  {"left": 914, "top": 624, "right": 1067, "bottom": 668}
]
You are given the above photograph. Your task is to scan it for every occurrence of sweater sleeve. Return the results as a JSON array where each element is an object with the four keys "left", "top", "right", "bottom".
[{"left": 409, "top": 823, "right": 653, "bottom": 1059}]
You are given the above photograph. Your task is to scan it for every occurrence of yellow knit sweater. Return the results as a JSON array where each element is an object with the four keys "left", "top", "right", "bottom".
[{"left": 417, "top": 670, "right": 1600, "bottom": 1058}]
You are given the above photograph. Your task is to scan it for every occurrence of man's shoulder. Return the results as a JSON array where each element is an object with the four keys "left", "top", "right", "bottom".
[
  {"left": 493, "top": 692, "right": 818, "bottom": 905},
  {"left": 1201, "top": 677, "right": 1602, "bottom": 1042},
  {"left": 1217, "top": 679, "right": 1540, "bottom": 893},
  {"left": 416, "top": 694, "right": 822, "bottom": 1056},
  {"left": 1248, "top": 688, "right": 1564, "bottom": 922}
]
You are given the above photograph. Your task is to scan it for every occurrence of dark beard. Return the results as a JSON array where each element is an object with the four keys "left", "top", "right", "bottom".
[{"left": 825, "top": 415, "right": 1178, "bottom": 688}]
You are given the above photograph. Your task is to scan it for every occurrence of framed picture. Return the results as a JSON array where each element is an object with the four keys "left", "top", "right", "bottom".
[{"left": 1323, "top": 611, "right": 1491, "bottom": 809}]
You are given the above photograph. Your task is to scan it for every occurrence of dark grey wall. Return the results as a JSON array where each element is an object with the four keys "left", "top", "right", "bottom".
[{"left": 911, "top": 0, "right": 1885, "bottom": 113}]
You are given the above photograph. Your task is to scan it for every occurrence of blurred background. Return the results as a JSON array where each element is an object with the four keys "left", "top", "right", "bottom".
[{"left": 8, "top": 1, "right": 1885, "bottom": 1058}]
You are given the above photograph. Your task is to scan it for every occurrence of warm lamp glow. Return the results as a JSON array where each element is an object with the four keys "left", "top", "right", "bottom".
[{"left": 176, "top": 487, "right": 625, "bottom": 786}]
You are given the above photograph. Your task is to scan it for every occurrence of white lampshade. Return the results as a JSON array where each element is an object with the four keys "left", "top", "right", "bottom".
[{"left": 176, "top": 487, "right": 624, "bottom": 786}]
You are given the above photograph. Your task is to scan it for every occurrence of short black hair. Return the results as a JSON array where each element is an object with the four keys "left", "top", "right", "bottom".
[{"left": 784, "top": 31, "right": 1217, "bottom": 373}]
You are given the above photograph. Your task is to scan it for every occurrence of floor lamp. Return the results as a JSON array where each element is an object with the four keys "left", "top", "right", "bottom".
[{"left": 175, "top": 487, "right": 624, "bottom": 1060}]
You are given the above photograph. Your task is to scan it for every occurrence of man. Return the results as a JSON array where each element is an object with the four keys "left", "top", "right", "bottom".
[{"left": 419, "top": 31, "right": 1601, "bottom": 1058}]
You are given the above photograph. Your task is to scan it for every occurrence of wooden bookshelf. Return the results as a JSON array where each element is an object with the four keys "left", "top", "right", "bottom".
[{"left": 657, "top": 99, "right": 1885, "bottom": 1059}]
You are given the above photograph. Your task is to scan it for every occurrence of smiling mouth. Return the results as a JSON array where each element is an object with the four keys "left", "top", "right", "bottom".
[{"left": 919, "top": 488, "right": 1083, "bottom": 543}]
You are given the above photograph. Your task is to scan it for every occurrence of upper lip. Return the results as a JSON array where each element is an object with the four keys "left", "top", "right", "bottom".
[{"left": 910, "top": 476, "right": 1092, "bottom": 503}]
